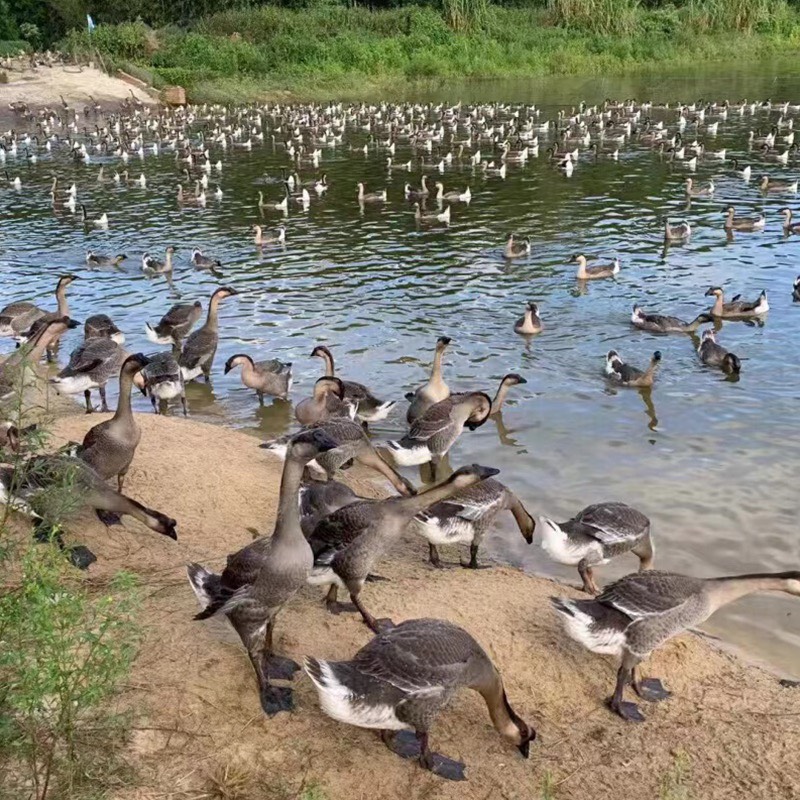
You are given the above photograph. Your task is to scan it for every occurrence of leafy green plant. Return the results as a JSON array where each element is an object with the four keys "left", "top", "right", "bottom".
[{"left": 548, "top": 0, "right": 642, "bottom": 35}]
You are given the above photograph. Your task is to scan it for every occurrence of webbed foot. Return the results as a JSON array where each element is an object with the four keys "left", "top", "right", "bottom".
[
  {"left": 260, "top": 684, "right": 293, "bottom": 716},
  {"left": 635, "top": 678, "right": 671, "bottom": 702},
  {"left": 608, "top": 698, "right": 646, "bottom": 722},
  {"left": 265, "top": 655, "right": 300, "bottom": 681}
]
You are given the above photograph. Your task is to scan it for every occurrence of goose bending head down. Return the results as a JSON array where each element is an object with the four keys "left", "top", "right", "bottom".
[
  {"left": 490, "top": 373, "right": 527, "bottom": 415},
  {"left": 551, "top": 570, "right": 800, "bottom": 721},
  {"left": 304, "top": 618, "right": 536, "bottom": 781}
]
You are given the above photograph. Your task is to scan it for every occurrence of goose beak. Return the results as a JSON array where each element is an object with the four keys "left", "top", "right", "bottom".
[
  {"left": 475, "top": 465, "right": 500, "bottom": 479},
  {"left": 517, "top": 740, "right": 531, "bottom": 759}
]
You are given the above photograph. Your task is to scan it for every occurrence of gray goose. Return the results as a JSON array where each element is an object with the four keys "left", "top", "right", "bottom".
[
  {"left": 295, "top": 376, "right": 355, "bottom": 425},
  {"left": 307, "top": 465, "right": 499, "bottom": 630},
  {"left": 17, "top": 275, "right": 79, "bottom": 360},
  {"left": 186, "top": 429, "right": 339, "bottom": 716},
  {"left": 604, "top": 351, "right": 661, "bottom": 388},
  {"left": 311, "top": 345, "right": 395, "bottom": 423},
  {"left": 698, "top": 330, "right": 741, "bottom": 375},
  {"left": 405, "top": 336, "right": 451, "bottom": 425},
  {"left": 631, "top": 305, "right": 711, "bottom": 333},
  {"left": 552, "top": 570, "right": 800, "bottom": 721},
  {"left": 84, "top": 314, "right": 125, "bottom": 343},
  {"left": 413, "top": 478, "right": 534, "bottom": 569},
  {"left": 146, "top": 301, "right": 203, "bottom": 349},
  {"left": 304, "top": 618, "right": 535, "bottom": 781},
  {"left": 539, "top": 502, "right": 654, "bottom": 594},
  {"left": 179, "top": 287, "right": 238, "bottom": 382},
  {"left": 571, "top": 253, "right": 620, "bottom": 280},
  {"left": 225, "top": 353, "right": 292, "bottom": 403},
  {"left": 0, "top": 274, "right": 76, "bottom": 341},
  {"left": 704, "top": 286, "right": 769, "bottom": 319},
  {"left": 299, "top": 479, "right": 362, "bottom": 538},
  {"left": 513, "top": 302, "right": 542, "bottom": 335},
  {"left": 385, "top": 392, "right": 492, "bottom": 469},
  {"left": 135, "top": 351, "right": 186, "bottom": 415},
  {"left": 77, "top": 354, "right": 149, "bottom": 492},
  {"left": 262, "top": 417, "right": 415, "bottom": 497}
]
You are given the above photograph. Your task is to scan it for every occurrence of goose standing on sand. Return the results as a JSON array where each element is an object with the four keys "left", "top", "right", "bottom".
[
  {"left": 698, "top": 329, "right": 741, "bottom": 375},
  {"left": 489, "top": 373, "right": 527, "bottom": 415},
  {"left": 137, "top": 351, "right": 187, "bottom": 416},
  {"left": 413, "top": 477, "right": 534, "bottom": 569},
  {"left": 0, "top": 274, "right": 76, "bottom": 341},
  {"left": 77, "top": 354, "right": 149, "bottom": 491},
  {"left": 146, "top": 301, "right": 203, "bottom": 349},
  {"left": 722, "top": 206, "right": 765, "bottom": 232},
  {"left": 385, "top": 392, "right": 492, "bottom": 469},
  {"left": 225, "top": 353, "right": 292, "bottom": 403},
  {"left": 514, "top": 302, "right": 542, "bottom": 335},
  {"left": 551, "top": 570, "right": 800, "bottom": 721},
  {"left": 262, "top": 417, "right": 415, "bottom": 498},
  {"left": 631, "top": 305, "right": 711, "bottom": 333},
  {"left": 704, "top": 286, "right": 769, "bottom": 319},
  {"left": 304, "top": 618, "right": 535, "bottom": 781},
  {"left": 406, "top": 336, "right": 451, "bottom": 425},
  {"left": 539, "top": 502, "right": 653, "bottom": 594},
  {"left": 179, "top": 287, "right": 238, "bottom": 382},
  {"left": 504, "top": 234, "right": 530, "bottom": 259},
  {"left": 295, "top": 377, "right": 355, "bottom": 425},
  {"left": 308, "top": 465, "right": 500, "bottom": 629},
  {"left": 187, "top": 429, "right": 339, "bottom": 716},
  {"left": 571, "top": 254, "right": 620, "bottom": 280},
  {"left": 51, "top": 323, "right": 126, "bottom": 413},
  {"left": 311, "top": 345, "right": 394, "bottom": 424},
  {"left": 605, "top": 351, "right": 661, "bottom": 388}
]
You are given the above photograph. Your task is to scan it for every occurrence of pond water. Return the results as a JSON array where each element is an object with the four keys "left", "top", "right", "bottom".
[{"left": 1, "top": 61, "right": 799, "bottom": 676}]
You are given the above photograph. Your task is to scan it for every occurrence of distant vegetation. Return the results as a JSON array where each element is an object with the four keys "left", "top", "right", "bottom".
[{"left": 3, "top": 0, "right": 800, "bottom": 101}]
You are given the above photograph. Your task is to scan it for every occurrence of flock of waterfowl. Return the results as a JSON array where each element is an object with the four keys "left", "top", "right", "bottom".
[{"left": 1, "top": 94, "right": 799, "bottom": 781}]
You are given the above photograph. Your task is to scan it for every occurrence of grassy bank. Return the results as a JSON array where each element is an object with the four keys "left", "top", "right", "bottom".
[{"left": 59, "top": 2, "right": 800, "bottom": 103}]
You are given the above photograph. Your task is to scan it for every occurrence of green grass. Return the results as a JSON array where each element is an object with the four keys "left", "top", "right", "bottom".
[{"left": 60, "top": 3, "right": 800, "bottom": 103}]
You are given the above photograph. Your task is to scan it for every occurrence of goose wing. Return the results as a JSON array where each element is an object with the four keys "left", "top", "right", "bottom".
[
  {"left": 407, "top": 399, "right": 454, "bottom": 442},
  {"left": 420, "top": 479, "right": 505, "bottom": 522},
  {"left": 309, "top": 500, "right": 377, "bottom": 563},
  {"left": 179, "top": 328, "right": 216, "bottom": 369},
  {"left": 160, "top": 303, "right": 197, "bottom": 327},
  {"left": 256, "top": 358, "right": 291, "bottom": 375},
  {"left": 598, "top": 571, "right": 705, "bottom": 618},
  {"left": 574, "top": 502, "right": 649, "bottom": 545},
  {"left": 607, "top": 359, "right": 641, "bottom": 383}
]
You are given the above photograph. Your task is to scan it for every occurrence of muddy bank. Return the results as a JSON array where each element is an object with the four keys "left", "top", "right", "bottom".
[{"left": 35, "top": 412, "right": 799, "bottom": 800}]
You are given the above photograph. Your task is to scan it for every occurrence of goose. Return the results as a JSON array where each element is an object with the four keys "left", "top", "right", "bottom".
[
  {"left": 258, "top": 188, "right": 289, "bottom": 213},
  {"left": 386, "top": 157, "right": 412, "bottom": 172},
  {"left": 722, "top": 206, "right": 765, "bottom": 232},
  {"left": 571, "top": 253, "right": 620, "bottom": 280},
  {"left": 261, "top": 418, "right": 415, "bottom": 498},
  {"left": 0, "top": 274, "right": 76, "bottom": 340},
  {"left": 514, "top": 301, "right": 542, "bottom": 335},
  {"left": 84, "top": 314, "right": 125, "bottom": 344},
  {"left": 760, "top": 144, "right": 792, "bottom": 164},
  {"left": 630, "top": 305, "right": 711, "bottom": 334},
  {"left": 130, "top": 348, "right": 185, "bottom": 415},
  {"left": 191, "top": 248, "right": 223, "bottom": 273},
  {"left": 730, "top": 158, "right": 751, "bottom": 181},
  {"left": 385, "top": 392, "right": 492, "bottom": 468},
  {"left": 780, "top": 208, "right": 800, "bottom": 234},
  {"left": 86, "top": 250, "right": 126, "bottom": 268},
  {"left": 186, "top": 429, "right": 339, "bottom": 716},
  {"left": 0, "top": 318, "right": 74, "bottom": 401},
  {"left": 77, "top": 354, "right": 149, "bottom": 492},
  {"left": 434, "top": 183, "right": 471, "bottom": 204},
  {"left": 357, "top": 182, "right": 387, "bottom": 203},
  {"left": 704, "top": 286, "right": 769, "bottom": 319},
  {"left": 252, "top": 224, "right": 286, "bottom": 246},
  {"left": 698, "top": 329, "right": 741, "bottom": 375},
  {"left": 295, "top": 376, "right": 355, "bottom": 425},
  {"left": 304, "top": 618, "right": 535, "bottom": 781},
  {"left": 80, "top": 204, "right": 108, "bottom": 228},
  {"left": 605, "top": 351, "right": 661, "bottom": 388},
  {"left": 540, "top": 502, "right": 653, "bottom": 595},
  {"left": 684, "top": 178, "right": 714, "bottom": 197},
  {"left": 307, "top": 465, "right": 500, "bottom": 629},
  {"left": 759, "top": 175, "right": 798, "bottom": 193},
  {"left": 145, "top": 301, "right": 203, "bottom": 348},
  {"left": 142, "top": 246, "right": 176, "bottom": 274},
  {"left": 489, "top": 373, "right": 527, "bottom": 415},
  {"left": 177, "top": 183, "right": 207, "bottom": 207},
  {"left": 51, "top": 330, "right": 126, "bottom": 413},
  {"left": 311, "top": 345, "right": 394, "bottom": 423},
  {"left": 179, "top": 287, "right": 238, "bottom": 382},
  {"left": 404, "top": 176, "right": 429, "bottom": 200},
  {"left": 224, "top": 353, "right": 293, "bottom": 402},
  {"left": 414, "top": 203, "right": 450, "bottom": 225},
  {"left": 413, "top": 477, "right": 534, "bottom": 569},
  {"left": 405, "top": 336, "right": 451, "bottom": 425},
  {"left": 794, "top": 275, "right": 800, "bottom": 302},
  {"left": 1, "top": 454, "right": 176, "bottom": 540},
  {"left": 663, "top": 220, "right": 691, "bottom": 241},
  {"left": 551, "top": 570, "right": 800, "bottom": 721},
  {"left": 299, "top": 479, "right": 362, "bottom": 538},
  {"left": 504, "top": 234, "right": 530, "bottom": 259}
]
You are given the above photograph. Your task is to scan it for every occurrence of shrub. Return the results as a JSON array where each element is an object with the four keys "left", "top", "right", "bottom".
[{"left": 548, "top": 0, "right": 642, "bottom": 35}]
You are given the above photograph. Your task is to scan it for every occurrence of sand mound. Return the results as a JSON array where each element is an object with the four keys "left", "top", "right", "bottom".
[{"left": 42, "top": 413, "right": 800, "bottom": 800}]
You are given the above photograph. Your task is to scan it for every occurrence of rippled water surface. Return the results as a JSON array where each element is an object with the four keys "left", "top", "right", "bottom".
[{"left": 1, "top": 62, "right": 799, "bottom": 675}]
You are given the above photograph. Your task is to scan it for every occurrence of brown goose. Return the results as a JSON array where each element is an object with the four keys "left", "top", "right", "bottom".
[
  {"left": 295, "top": 376, "right": 355, "bottom": 425},
  {"left": 604, "top": 351, "right": 661, "bottom": 388},
  {"left": 186, "top": 429, "right": 339, "bottom": 716},
  {"left": 552, "top": 570, "right": 800, "bottom": 721},
  {"left": 307, "top": 465, "right": 500, "bottom": 629},
  {"left": 179, "top": 287, "right": 238, "bottom": 382},
  {"left": 704, "top": 286, "right": 769, "bottom": 319},
  {"left": 305, "top": 618, "right": 535, "bottom": 781},
  {"left": 0, "top": 274, "right": 76, "bottom": 341},
  {"left": 514, "top": 302, "right": 542, "bottom": 335},
  {"left": 489, "top": 373, "right": 527, "bottom": 415},
  {"left": 225, "top": 353, "right": 292, "bottom": 403},
  {"left": 405, "top": 336, "right": 451, "bottom": 425}
]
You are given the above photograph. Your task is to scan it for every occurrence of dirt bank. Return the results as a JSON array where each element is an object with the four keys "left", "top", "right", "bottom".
[{"left": 45, "top": 412, "right": 800, "bottom": 800}]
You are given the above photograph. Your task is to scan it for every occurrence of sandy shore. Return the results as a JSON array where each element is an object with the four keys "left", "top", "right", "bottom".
[{"left": 33, "top": 411, "right": 799, "bottom": 800}]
